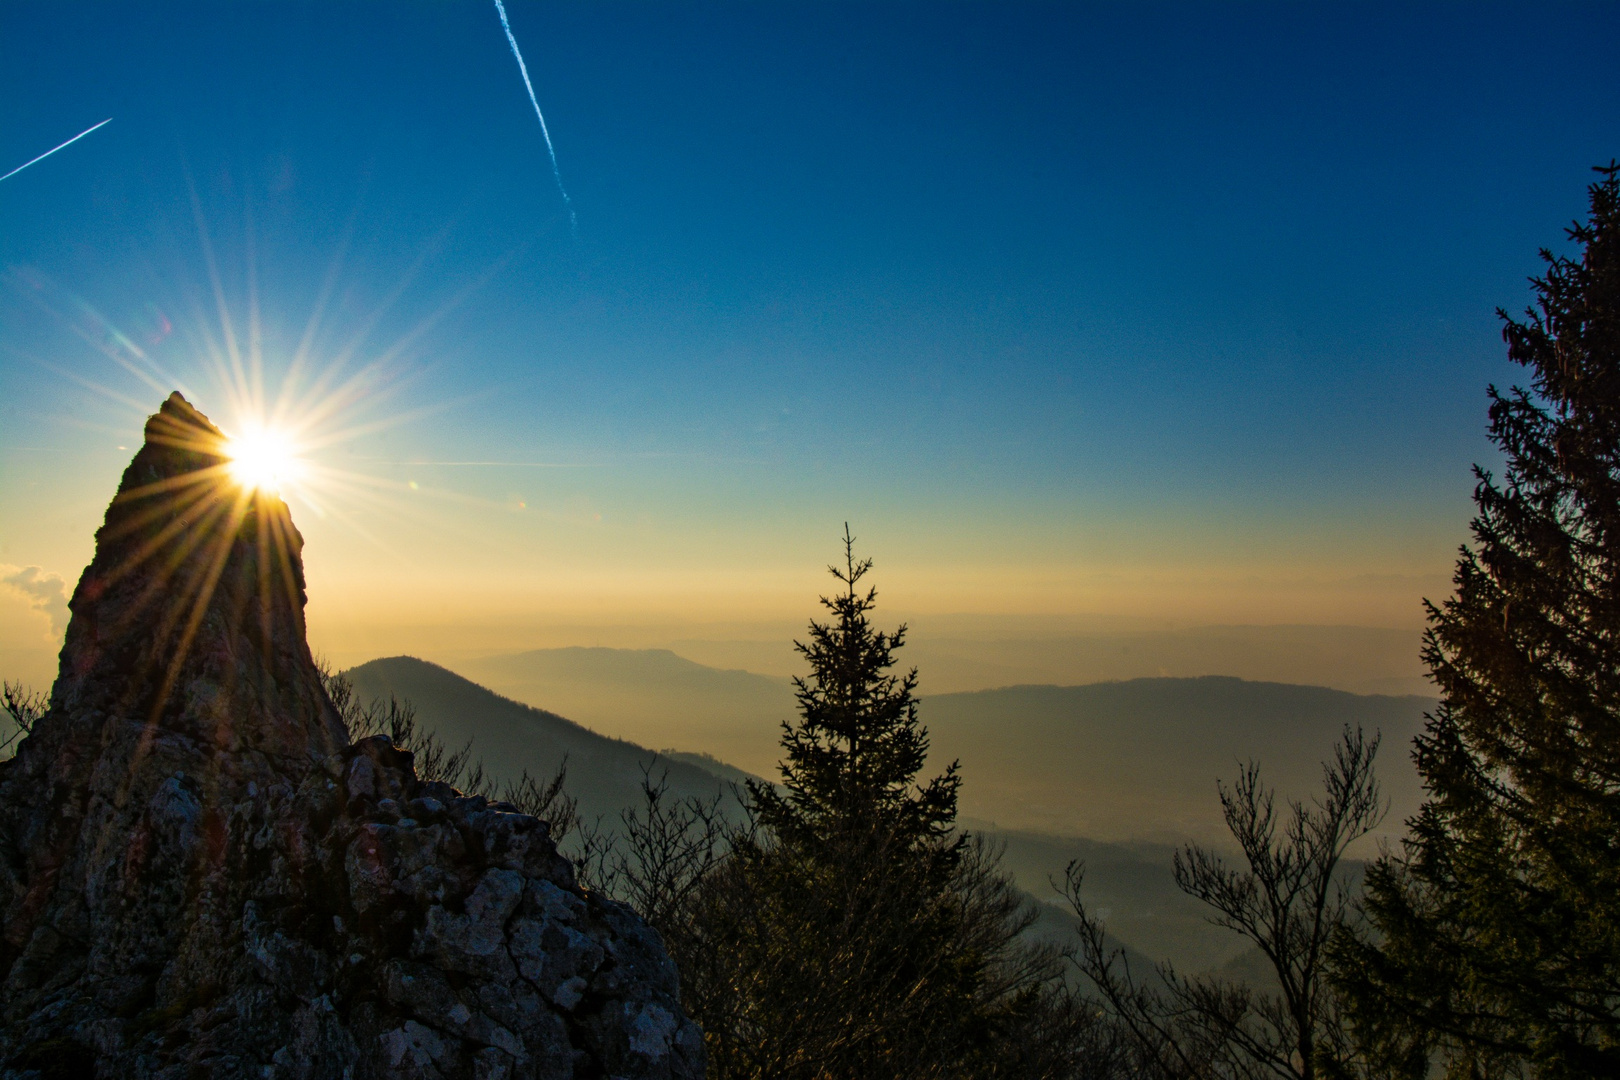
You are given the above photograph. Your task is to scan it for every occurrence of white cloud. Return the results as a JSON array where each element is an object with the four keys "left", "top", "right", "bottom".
[{"left": 0, "top": 566, "right": 71, "bottom": 636}]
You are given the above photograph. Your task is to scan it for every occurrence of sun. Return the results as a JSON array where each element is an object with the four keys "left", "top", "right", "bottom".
[{"left": 225, "top": 426, "right": 305, "bottom": 494}]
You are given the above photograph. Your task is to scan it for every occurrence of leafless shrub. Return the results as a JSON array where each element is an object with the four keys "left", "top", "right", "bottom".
[
  {"left": 500, "top": 763, "right": 581, "bottom": 843},
  {"left": 0, "top": 681, "right": 46, "bottom": 759},
  {"left": 317, "top": 662, "right": 579, "bottom": 841},
  {"left": 575, "top": 763, "right": 733, "bottom": 925},
  {"left": 1062, "top": 726, "right": 1386, "bottom": 1080}
]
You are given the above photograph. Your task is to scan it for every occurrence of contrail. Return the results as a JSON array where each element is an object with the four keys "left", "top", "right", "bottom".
[
  {"left": 0, "top": 118, "right": 112, "bottom": 183},
  {"left": 492, "top": 0, "right": 576, "bottom": 232}
]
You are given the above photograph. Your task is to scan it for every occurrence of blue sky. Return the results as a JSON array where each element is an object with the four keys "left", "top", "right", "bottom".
[{"left": 2, "top": 1, "right": 1617, "bottom": 676}]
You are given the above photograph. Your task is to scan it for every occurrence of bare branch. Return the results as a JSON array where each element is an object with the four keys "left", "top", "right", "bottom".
[
  {"left": 1066, "top": 727, "right": 1386, "bottom": 1080},
  {"left": 0, "top": 681, "right": 46, "bottom": 758}
]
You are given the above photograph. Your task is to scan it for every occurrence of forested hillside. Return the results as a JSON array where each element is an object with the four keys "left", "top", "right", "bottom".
[{"left": 924, "top": 678, "right": 1430, "bottom": 844}]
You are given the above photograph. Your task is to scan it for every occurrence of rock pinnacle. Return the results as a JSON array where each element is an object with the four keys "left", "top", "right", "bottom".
[{"left": 0, "top": 394, "right": 702, "bottom": 1079}]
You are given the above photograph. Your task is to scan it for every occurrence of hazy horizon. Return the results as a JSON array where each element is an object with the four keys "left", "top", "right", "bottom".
[
  {"left": 1, "top": 1, "right": 1611, "bottom": 795},
  {"left": 7, "top": 3, "right": 1615, "bottom": 699},
  {"left": 2, "top": 587, "right": 1431, "bottom": 699}
]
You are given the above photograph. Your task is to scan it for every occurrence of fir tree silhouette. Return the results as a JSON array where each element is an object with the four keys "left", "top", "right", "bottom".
[{"left": 1334, "top": 164, "right": 1620, "bottom": 1078}]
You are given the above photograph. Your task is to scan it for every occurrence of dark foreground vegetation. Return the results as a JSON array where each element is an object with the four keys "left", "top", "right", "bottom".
[{"left": 4, "top": 167, "right": 1616, "bottom": 1078}]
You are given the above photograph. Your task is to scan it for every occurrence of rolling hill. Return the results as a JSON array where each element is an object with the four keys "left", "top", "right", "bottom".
[
  {"left": 449, "top": 647, "right": 1432, "bottom": 847},
  {"left": 343, "top": 656, "right": 742, "bottom": 828},
  {"left": 922, "top": 678, "right": 1431, "bottom": 846},
  {"left": 457, "top": 647, "right": 794, "bottom": 778}
]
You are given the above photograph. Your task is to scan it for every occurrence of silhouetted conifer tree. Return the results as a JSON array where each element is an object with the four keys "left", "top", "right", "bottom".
[
  {"left": 1332, "top": 165, "right": 1620, "bottom": 1078},
  {"left": 750, "top": 524, "right": 962, "bottom": 863},
  {"left": 686, "top": 528, "right": 1107, "bottom": 1080}
]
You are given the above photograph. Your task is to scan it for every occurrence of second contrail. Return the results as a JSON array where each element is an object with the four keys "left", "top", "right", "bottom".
[
  {"left": 0, "top": 118, "right": 112, "bottom": 183},
  {"left": 492, "top": 0, "right": 576, "bottom": 232}
]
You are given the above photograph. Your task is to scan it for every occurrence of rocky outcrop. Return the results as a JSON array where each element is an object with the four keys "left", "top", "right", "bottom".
[{"left": 0, "top": 394, "right": 703, "bottom": 1080}]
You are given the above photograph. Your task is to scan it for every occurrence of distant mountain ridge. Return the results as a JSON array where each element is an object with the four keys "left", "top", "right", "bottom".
[
  {"left": 458, "top": 646, "right": 795, "bottom": 777},
  {"left": 904, "top": 622, "right": 1430, "bottom": 697},
  {"left": 924, "top": 676, "right": 1431, "bottom": 845},
  {"left": 451, "top": 645, "right": 1432, "bottom": 846}
]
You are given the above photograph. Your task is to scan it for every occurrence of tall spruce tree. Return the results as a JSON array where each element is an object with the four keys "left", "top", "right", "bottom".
[
  {"left": 1332, "top": 165, "right": 1620, "bottom": 1079},
  {"left": 688, "top": 529, "right": 1083, "bottom": 1080},
  {"left": 750, "top": 525, "right": 962, "bottom": 860}
]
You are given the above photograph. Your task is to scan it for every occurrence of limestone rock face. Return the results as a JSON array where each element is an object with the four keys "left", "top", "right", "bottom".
[{"left": 0, "top": 394, "right": 703, "bottom": 1080}]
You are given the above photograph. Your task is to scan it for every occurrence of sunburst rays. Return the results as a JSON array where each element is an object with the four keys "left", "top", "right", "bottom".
[
  {"left": 12, "top": 213, "right": 496, "bottom": 736},
  {"left": 6, "top": 179, "right": 570, "bottom": 751}
]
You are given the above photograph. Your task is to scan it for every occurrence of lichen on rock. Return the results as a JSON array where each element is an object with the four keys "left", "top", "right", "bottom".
[{"left": 0, "top": 393, "right": 703, "bottom": 1079}]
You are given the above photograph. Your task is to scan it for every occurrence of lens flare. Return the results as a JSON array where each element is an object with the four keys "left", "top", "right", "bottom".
[{"left": 225, "top": 426, "right": 303, "bottom": 494}]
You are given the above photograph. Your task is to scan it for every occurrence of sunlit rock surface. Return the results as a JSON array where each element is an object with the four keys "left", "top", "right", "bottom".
[{"left": 0, "top": 394, "right": 702, "bottom": 1079}]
